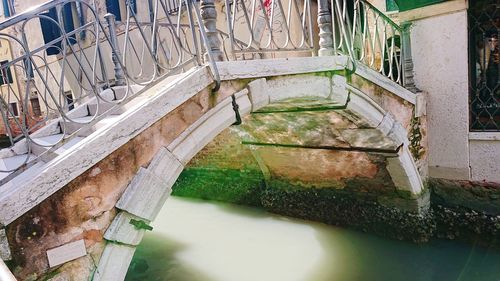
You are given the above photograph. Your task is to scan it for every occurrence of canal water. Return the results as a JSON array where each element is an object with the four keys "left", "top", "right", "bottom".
[{"left": 125, "top": 197, "right": 500, "bottom": 281}]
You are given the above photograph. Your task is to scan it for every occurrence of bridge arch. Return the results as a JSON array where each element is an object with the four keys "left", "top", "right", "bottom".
[
  {"left": 92, "top": 61, "right": 423, "bottom": 280},
  {"left": 1, "top": 58, "right": 424, "bottom": 280}
]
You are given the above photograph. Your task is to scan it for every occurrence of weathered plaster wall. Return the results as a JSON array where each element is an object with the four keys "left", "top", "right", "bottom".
[
  {"left": 469, "top": 138, "right": 500, "bottom": 182},
  {"left": 411, "top": 10, "right": 470, "bottom": 180}
]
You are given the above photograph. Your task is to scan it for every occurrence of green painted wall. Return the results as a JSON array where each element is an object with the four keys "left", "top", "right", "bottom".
[
  {"left": 387, "top": 0, "right": 447, "bottom": 12},
  {"left": 386, "top": 0, "right": 399, "bottom": 11}
]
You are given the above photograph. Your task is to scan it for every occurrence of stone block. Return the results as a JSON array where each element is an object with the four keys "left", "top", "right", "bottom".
[
  {"left": 104, "top": 211, "right": 147, "bottom": 246},
  {"left": 387, "top": 121, "right": 408, "bottom": 147},
  {"left": 147, "top": 147, "right": 184, "bottom": 181},
  {"left": 216, "top": 56, "right": 346, "bottom": 80},
  {"left": 346, "top": 89, "right": 385, "bottom": 127},
  {"left": 92, "top": 243, "right": 135, "bottom": 281},
  {"left": 331, "top": 74, "right": 349, "bottom": 105},
  {"left": 386, "top": 146, "right": 424, "bottom": 195},
  {"left": 339, "top": 128, "right": 399, "bottom": 152},
  {"left": 0, "top": 229, "right": 11, "bottom": 260},
  {"left": 116, "top": 167, "right": 172, "bottom": 221},
  {"left": 46, "top": 239, "right": 87, "bottom": 268},
  {"left": 377, "top": 113, "right": 396, "bottom": 135},
  {"left": 267, "top": 74, "right": 331, "bottom": 102},
  {"left": 246, "top": 78, "right": 270, "bottom": 112},
  {"left": 168, "top": 93, "right": 252, "bottom": 165}
]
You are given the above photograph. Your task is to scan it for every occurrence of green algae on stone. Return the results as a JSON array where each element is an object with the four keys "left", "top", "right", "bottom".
[
  {"left": 172, "top": 168, "right": 265, "bottom": 207},
  {"left": 129, "top": 219, "right": 153, "bottom": 231}
]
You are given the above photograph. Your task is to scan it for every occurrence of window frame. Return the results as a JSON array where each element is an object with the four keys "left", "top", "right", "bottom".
[
  {"left": 9, "top": 102, "right": 18, "bottom": 117},
  {"left": 0, "top": 60, "right": 13, "bottom": 86}
]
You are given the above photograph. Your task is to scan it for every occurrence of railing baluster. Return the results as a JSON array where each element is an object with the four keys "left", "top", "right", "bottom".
[
  {"left": 200, "top": 0, "right": 223, "bottom": 62},
  {"left": 104, "top": 13, "right": 126, "bottom": 86},
  {"left": 401, "top": 22, "right": 417, "bottom": 92},
  {"left": 317, "top": 0, "right": 334, "bottom": 56}
]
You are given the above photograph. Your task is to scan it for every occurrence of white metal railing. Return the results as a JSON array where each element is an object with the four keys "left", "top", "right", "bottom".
[
  {"left": 0, "top": 0, "right": 413, "bottom": 178},
  {"left": 223, "top": 0, "right": 315, "bottom": 59},
  {"left": 317, "top": 0, "right": 414, "bottom": 87},
  {"left": 0, "top": 0, "right": 220, "bottom": 178}
]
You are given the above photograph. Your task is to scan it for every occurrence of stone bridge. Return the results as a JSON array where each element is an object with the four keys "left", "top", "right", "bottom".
[
  {"left": 0, "top": 55, "right": 426, "bottom": 280},
  {"left": 0, "top": 0, "right": 433, "bottom": 279}
]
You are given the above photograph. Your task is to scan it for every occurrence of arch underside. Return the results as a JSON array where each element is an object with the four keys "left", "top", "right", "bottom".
[{"left": 93, "top": 71, "right": 423, "bottom": 280}]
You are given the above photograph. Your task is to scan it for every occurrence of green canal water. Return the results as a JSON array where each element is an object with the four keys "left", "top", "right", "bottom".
[{"left": 125, "top": 197, "right": 500, "bottom": 281}]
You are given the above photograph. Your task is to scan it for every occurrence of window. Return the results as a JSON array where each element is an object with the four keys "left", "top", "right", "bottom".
[
  {"left": 469, "top": 0, "right": 500, "bottom": 131},
  {"left": 106, "top": 0, "right": 137, "bottom": 22},
  {"left": 9, "top": 102, "right": 18, "bottom": 116},
  {"left": 31, "top": 97, "right": 42, "bottom": 116},
  {"left": 39, "top": 3, "right": 83, "bottom": 55},
  {"left": 65, "top": 91, "right": 74, "bottom": 111},
  {"left": 2, "top": 0, "right": 14, "bottom": 17},
  {"left": 0, "top": 60, "right": 13, "bottom": 85}
]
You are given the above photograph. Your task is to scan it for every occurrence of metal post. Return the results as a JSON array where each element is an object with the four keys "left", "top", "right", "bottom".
[
  {"left": 401, "top": 22, "right": 417, "bottom": 92},
  {"left": 318, "top": 0, "right": 334, "bottom": 56},
  {"left": 104, "top": 13, "right": 126, "bottom": 86},
  {"left": 200, "top": 0, "right": 224, "bottom": 62}
]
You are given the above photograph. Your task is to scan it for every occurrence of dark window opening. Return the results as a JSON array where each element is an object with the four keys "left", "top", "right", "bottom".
[
  {"left": 65, "top": 91, "right": 74, "bottom": 111},
  {"left": 0, "top": 60, "right": 13, "bottom": 85},
  {"left": 106, "top": 0, "right": 137, "bottom": 21},
  {"left": 9, "top": 102, "right": 18, "bottom": 116},
  {"left": 31, "top": 97, "right": 42, "bottom": 116},
  {"left": 469, "top": 0, "right": 500, "bottom": 131},
  {"left": 39, "top": 3, "right": 81, "bottom": 55}
]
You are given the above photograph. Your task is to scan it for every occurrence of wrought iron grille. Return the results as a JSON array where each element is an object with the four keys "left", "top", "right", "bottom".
[{"left": 469, "top": 0, "right": 500, "bottom": 131}]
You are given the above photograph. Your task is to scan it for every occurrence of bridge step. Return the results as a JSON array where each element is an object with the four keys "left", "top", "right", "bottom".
[
  {"left": 0, "top": 160, "right": 46, "bottom": 190},
  {"left": 0, "top": 154, "right": 37, "bottom": 181},
  {"left": 87, "top": 102, "right": 116, "bottom": 116},
  {"left": 63, "top": 116, "right": 94, "bottom": 135}
]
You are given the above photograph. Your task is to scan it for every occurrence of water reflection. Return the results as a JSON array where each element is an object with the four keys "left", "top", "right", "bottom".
[{"left": 125, "top": 197, "right": 500, "bottom": 281}]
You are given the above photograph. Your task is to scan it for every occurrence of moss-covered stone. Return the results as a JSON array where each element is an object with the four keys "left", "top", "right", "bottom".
[
  {"left": 430, "top": 178, "right": 500, "bottom": 215},
  {"left": 172, "top": 168, "right": 265, "bottom": 207},
  {"left": 432, "top": 204, "right": 500, "bottom": 249}
]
